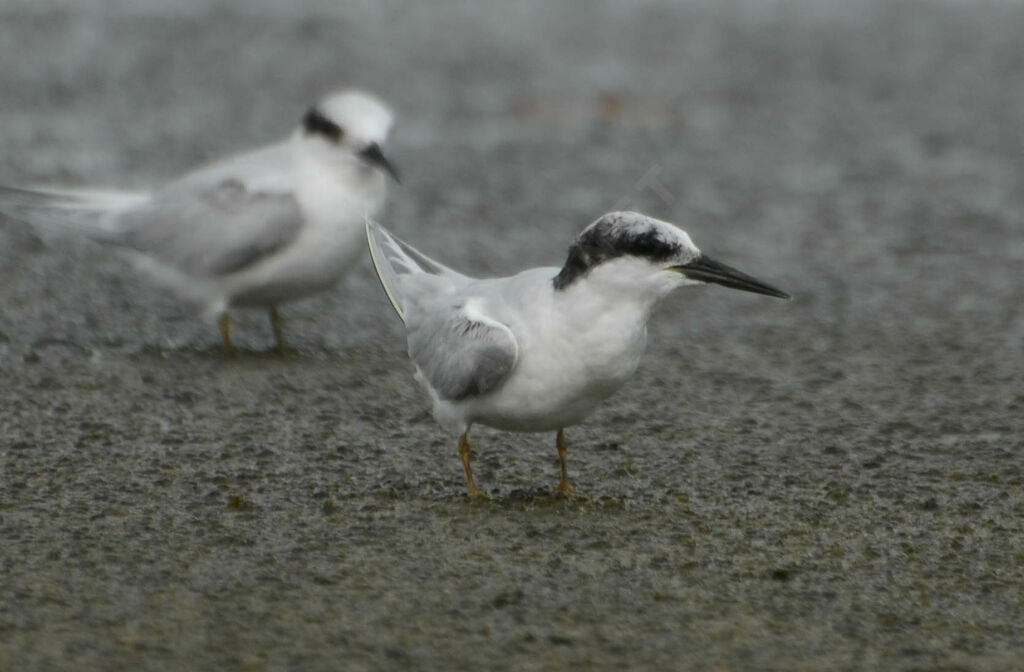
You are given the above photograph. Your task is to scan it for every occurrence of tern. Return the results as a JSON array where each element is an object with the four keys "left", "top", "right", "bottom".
[
  {"left": 366, "top": 211, "right": 790, "bottom": 497},
  {"left": 0, "top": 89, "right": 399, "bottom": 351}
]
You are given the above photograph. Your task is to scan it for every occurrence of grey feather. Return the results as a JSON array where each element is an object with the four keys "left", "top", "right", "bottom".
[
  {"left": 0, "top": 184, "right": 146, "bottom": 240},
  {"left": 408, "top": 302, "right": 518, "bottom": 402},
  {"left": 366, "top": 219, "right": 514, "bottom": 400},
  {"left": 366, "top": 217, "right": 469, "bottom": 323},
  {"left": 116, "top": 179, "right": 303, "bottom": 277}
]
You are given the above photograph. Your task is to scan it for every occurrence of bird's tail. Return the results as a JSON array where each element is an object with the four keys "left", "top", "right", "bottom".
[
  {"left": 365, "top": 216, "right": 469, "bottom": 325},
  {"left": 0, "top": 184, "right": 148, "bottom": 242}
]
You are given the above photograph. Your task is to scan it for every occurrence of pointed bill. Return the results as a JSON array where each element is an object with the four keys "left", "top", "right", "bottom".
[
  {"left": 674, "top": 255, "right": 790, "bottom": 299},
  {"left": 359, "top": 143, "right": 401, "bottom": 183}
]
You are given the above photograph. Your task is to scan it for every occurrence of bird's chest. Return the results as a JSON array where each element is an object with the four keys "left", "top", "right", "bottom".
[
  {"left": 513, "top": 310, "right": 647, "bottom": 410},
  {"left": 292, "top": 173, "right": 384, "bottom": 268}
]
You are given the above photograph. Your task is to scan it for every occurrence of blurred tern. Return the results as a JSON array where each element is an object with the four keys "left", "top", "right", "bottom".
[
  {"left": 367, "top": 212, "right": 790, "bottom": 497},
  {"left": 0, "top": 89, "right": 399, "bottom": 351}
]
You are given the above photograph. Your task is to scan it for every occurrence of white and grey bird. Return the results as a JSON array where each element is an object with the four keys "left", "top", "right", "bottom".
[
  {"left": 367, "top": 212, "right": 790, "bottom": 497},
  {"left": 0, "top": 89, "right": 399, "bottom": 351}
]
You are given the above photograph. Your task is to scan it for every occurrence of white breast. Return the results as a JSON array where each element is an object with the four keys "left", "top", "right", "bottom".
[
  {"left": 464, "top": 279, "right": 649, "bottom": 432},
  {"left": 225, "top": 156, "right": 386, "bottom": 307}
]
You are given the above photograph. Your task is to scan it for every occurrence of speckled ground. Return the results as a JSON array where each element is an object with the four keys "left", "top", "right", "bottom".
[{"left": 1, "top": 1, "right": 1022, "bottom": 670}]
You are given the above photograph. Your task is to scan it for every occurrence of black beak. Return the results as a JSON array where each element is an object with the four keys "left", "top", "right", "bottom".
[
  {"left": 359, "top": 142, "right": 401, "bottom": 183},
  {"left": 673, "top": 254, "right": 790, "bottom": 299}
]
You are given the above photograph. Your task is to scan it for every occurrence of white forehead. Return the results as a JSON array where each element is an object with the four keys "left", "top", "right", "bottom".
[{"left": 317, "top": 90, "right": 394, "bottom": 141}]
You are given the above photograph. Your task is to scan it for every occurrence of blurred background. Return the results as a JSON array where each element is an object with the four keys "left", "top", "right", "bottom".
[{"left": 1, "top": 0, "right": 1022, "bottom": 669}]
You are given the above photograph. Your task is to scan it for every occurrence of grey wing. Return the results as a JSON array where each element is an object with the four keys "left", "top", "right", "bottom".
[
  {"left": 115, "top": 179, "right": 304, "bottom": 276},
  {"left": 408, "top": 299, "right": 519, "bottom": 402}
]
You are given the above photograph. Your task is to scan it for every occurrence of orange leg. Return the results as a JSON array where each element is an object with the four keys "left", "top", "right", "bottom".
[
  {"left": 269, "top": 307, "right": 285, "bottom": 351},
  {"left": 218, "top": 314, "right": 233, "bottom": 353},
  {"left": 553, "top": 429, "right": 577, "bottom": 495},
  {"left": 458, "top": 433, "right": 488, "bottom": 499}
]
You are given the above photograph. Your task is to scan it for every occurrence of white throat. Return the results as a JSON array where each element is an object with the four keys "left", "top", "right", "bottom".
[{"left": 554, "top": 259, "right": 679, "bottom": 323}]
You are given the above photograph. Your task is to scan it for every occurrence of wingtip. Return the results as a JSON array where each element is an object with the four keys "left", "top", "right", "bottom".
[
  {"left": 364, "top": 213, "right": 380, "bottom": 235},
  {"left": 364, "top": 216, "right": 406, "bottom": 325}
]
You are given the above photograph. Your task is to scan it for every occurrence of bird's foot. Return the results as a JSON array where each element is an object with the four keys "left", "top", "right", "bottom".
[
  {"left": 466, "top": 486, "right": 490, "bottom": 501},
  {"left": 552, "top": 480, "right": 580, "bottom": 497},
  {"left": 272, "top": 346, "right": 299, "bottom": 358}
]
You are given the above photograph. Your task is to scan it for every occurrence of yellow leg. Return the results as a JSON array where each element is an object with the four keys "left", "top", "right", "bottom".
[
  {"left": 458, "top": 433, "right": 488, "bottom": 499},
  {"left": 553, "top": 429, "right": 577, "bottom": 495},
  {"left": 218, "top": 314, "right": 233, "bottom": 353},
  {"left": 269, "top": 307, "right": 285, "bottom": 351}
]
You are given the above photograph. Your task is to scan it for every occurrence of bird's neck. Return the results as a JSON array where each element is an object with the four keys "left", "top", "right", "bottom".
[
  {"left": 543, "top": 276, "right": 652, "bottom": 385},
  {"left": 552, "top": 275, "right": 659, "bottom": 330},
  {"left": 292, "top": 138, "right": 383, "bottom": 195},
  {"left": 290, "top": 135, "right": 353, "bottom": 172}
]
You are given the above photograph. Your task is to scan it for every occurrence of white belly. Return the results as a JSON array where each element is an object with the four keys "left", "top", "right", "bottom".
[{"left": 227, "top": 212, "right": 365, "bottom": 307}]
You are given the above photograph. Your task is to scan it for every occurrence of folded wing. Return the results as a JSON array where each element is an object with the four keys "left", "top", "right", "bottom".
[
  {"left": 366, "top": 218, "right": 517, "bottom": 400},
  {"left": 117, "top": 178, "right": 304, "bottom": 277},
  {"left": 409, "top": 298, "right": 518, "bottom": 401},
  {"left": 1, "top": 150, "right": 304, "bottom": 279}
]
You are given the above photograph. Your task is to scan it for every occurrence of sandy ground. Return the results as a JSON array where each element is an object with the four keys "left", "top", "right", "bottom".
[{"left": 1, "top": 1, "right": 1022, "bottom": 669}]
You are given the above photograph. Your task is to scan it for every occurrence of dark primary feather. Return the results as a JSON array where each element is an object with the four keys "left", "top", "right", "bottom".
[{"left": 553, "top": 212, "right": 684, "bottom": 289}]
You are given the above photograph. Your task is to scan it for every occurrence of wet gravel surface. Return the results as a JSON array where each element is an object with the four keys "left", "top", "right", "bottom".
[{"left": 1, "top": 1, "right": 1022, "bottom": 669}]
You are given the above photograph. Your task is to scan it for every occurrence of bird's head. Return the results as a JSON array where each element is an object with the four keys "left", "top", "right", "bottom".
[
  {"left": 297, "top": 89, "right": 400, "bottom": 182},
  {"left": 552, "top": 211, "right": 790, "bottom": 302}
]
